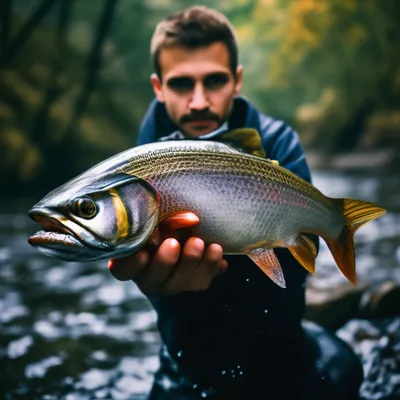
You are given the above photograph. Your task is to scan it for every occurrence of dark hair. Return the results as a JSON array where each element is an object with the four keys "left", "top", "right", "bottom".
[{"left": 151, "top": 6, "right": 238, "bottom": 79}]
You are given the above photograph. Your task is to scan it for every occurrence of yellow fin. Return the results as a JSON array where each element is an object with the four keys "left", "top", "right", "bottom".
[
  {"left": 219, "top": 128, "right": 266, "bottom": 158},
  {"left": 248, "top": 248, "right": 286, "bottom": 288},
  {"left": 288, "top": 234, "right": 317, "bottom": 274},
  {"left": 324, "top": 198, "right": 386, "bottom": 285},
  {"left": 267, "top": 159, "right": 279, "bottom": 166}
]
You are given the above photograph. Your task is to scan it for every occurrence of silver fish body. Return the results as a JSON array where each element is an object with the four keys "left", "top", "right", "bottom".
[{"left": 28, "top": 135, "right": 386, "bottom": 287}]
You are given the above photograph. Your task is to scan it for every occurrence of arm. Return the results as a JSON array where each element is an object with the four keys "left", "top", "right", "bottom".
[
  {"left": 108, "top": 115, "right": 318, "bottom": 385},
  {"left": 260, "top": 117, "right": 312, "bottom": 183}
]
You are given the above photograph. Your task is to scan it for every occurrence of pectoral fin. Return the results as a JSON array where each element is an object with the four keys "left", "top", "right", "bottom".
[
  {"left": 150, "top": 212, "right": 200, "bottom": 247},
  {"left": 248, "top": 248, "right": 286, "bottom": 288},
  {"left": 159, "top": 212, "right": 200, "bottom": 231},
  {"left": 288, "top": 234, "right": 317, "bottom": 274}
]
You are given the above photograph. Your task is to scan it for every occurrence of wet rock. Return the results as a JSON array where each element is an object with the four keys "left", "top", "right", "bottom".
[
  {"left": 358, "top": 281, "right": 400, "bottom": 319},
  {"left": 337, "top": 318, "right": 400, "bottom": 400},
  {"left": 306, "top": 278, "right": 400, "bottom": 330},
  {"left": 305, "top": 279, "right": 366, "bottom": 330}
]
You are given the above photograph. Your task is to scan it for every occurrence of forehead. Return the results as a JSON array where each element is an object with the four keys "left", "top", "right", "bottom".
[{"left": 159, "top": 42, "right": 232, "bottom": 80}]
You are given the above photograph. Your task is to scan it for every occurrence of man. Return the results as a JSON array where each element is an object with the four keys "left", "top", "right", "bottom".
[{"left": 108, "top": 6, "right": 363, "bottom": 399}]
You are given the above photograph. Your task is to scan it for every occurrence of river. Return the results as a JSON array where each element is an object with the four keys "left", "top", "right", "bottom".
[{"left": 1, "top": 167, "right": 399, "bottom": 399}]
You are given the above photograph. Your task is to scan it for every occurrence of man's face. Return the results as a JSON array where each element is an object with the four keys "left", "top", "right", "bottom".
[{"left": 151, "top": 42, "right": 243, "bottom": 137}]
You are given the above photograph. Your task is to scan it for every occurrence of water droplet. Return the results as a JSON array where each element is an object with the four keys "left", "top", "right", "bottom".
[
  {"left": 236, "top": 365, "right": 241, "bottom": 369},
  {"left": 245, "top": 278, "right": 250, "bottom": 282},
  {"left": 193, "top": 383, "right": 199, "bottom": 389},
  {"left": 177, "top": 350, "right": 183, "bottom": 358},
  {"left": 221, "top": 370, "right": 227, "bottom": 375},
  {"left": 200, "top": 387, "right": 217, "bottom": 398},
  {"left": 264, "top": 309, "right": 269, "bottom": 314},
  {"left": 239, "top": 371, "right": 244, "bottom": 375}
]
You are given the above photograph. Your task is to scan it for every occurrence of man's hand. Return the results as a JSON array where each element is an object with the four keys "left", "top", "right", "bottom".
[{"left": 108, "top": 237, "right": 227, "bottom": 296}]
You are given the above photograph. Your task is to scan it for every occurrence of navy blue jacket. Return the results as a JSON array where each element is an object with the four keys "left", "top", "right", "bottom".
[{"left": 137, "top": 97, "right": 362, "bottom": 400}]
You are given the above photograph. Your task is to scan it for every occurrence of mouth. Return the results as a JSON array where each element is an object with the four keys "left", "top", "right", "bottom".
[
  {"left": 28, "top": 211, "right": 85, "bottom": 252},
  {"left": 28, "top": 209, "right": 112, "bottom": 261},
  {"left": 29, "top": 213, "right": 71, "bottom": 235},
  {"left": 184, "top": 120, "right": 218, "bottom": 132}
]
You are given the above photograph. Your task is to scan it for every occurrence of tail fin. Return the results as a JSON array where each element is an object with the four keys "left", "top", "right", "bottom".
[{"left": 324, "top": 199, "right": 386, "bottom": 285}]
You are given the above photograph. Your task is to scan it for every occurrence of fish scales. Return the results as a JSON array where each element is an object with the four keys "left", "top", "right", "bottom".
[
  {"left": 111, "top": 148, "right": 344, "bottom": 250},
  {"left": 28, "top": 131, "right": 387, "bottom": 286}
]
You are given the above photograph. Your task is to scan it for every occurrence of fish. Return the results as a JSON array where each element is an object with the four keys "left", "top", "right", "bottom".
[{"left": 28, "top": 129, "right": 386, "bottom": 288}]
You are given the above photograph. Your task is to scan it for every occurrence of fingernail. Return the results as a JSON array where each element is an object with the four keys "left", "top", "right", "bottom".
[
  {"left": 193, "top": 237, "right": 204, "bottom": 249},
  {"left": 169, "top": 238, "right": 180, "bottom": 249}
]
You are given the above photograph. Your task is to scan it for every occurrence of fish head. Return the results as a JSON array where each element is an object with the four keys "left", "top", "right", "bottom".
[{"left": 28, "top": 172, "right": 160, "bottom": 261}]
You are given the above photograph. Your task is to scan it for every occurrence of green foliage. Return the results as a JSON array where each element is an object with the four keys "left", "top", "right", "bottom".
[
  {"left": 234, "top": 0, "right": 400, "bottom": 151},
  {"left": 1, "top": 0, "right": 399, "bottom": 199}
]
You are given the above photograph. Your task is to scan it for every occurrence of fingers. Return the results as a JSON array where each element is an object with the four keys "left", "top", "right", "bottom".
[
  {"left": 163, "top": 237, "right": 205, "bottom": 294},
  {"left": 135, "top": 238, "right": 181, "bottom": 294},
  {"left": 164, "top": 240, "right": 226, "bottom": 294},
  {"left": 194, "top": 243, "right": 228, "bottom": 288},
  {"left": 108, "top": 237, "right": 227, "bottom": 296},
  {"left": 108, "top": 249, "right": 150, "bottom": 281}
]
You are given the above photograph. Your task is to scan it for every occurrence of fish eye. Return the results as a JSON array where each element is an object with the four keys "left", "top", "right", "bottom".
[{"left": 71, "top": 197, "right": 97, "bottom": 219}]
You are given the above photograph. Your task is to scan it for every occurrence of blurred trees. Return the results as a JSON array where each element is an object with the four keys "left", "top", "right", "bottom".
[
  {"left": 0, "top": 0, "right": 399, "bottom": 199},
  {"left": 236, "top": 0, "right": 400, "bottom": 152}
]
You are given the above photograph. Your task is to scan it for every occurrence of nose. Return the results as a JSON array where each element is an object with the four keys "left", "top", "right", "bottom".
[{"left": 189, "top": 83, "right": 209, "bottom": 111}]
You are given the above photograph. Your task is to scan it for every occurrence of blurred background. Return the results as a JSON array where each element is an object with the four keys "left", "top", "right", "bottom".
[
  {"left": 1, "top": 1, "right": 399, "bottom": 399},
  {"left": 1, "top": 0, "right": 400, "bottom": 198}
]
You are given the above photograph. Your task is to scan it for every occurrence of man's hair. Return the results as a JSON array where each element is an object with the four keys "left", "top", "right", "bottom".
[{"left": 151, "top": 6, "right": 238, "bottom": 79}]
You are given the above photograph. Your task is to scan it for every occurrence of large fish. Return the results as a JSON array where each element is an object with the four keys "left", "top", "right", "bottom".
[{"left": 28, "top": 129, "right": 386, "bottom": 288}]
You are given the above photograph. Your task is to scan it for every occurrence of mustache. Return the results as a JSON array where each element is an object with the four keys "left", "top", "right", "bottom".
[{"left": 180, "top": 112, "right": 220, "bottom": 124}]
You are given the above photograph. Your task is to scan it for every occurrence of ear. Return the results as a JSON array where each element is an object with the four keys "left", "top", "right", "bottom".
[
  {"left": 234, "top": 65, "right": 243, "bottom": 96},
  {"left": 151, "top": 73, "right": 164, "bottom": 102}
]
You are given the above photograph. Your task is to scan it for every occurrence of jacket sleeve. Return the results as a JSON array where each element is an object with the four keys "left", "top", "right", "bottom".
[
  {"left": 259, "top": 117, "right": 312, "bottom": 183},
  {"left": 136, "top": 99, "right": 159, "bottom": 145}
]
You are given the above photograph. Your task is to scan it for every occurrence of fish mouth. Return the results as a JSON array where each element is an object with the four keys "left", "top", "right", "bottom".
[
  {"left": 29, "top": 212, "right": 71, "bottom": 235},
  {"left": 28, "top": 208, "right": 112, "bottom": 260}
]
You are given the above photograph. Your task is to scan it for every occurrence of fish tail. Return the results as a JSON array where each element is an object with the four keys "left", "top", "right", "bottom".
[{"left": 324, "top": 198, "right": 386, "bottom": 285}]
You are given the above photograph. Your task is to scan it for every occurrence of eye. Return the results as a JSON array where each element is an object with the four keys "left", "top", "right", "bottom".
[
  {"left": 166, "top": 77, "right": 195, "bottom": 92},
  {"left": 204, "top": 73, "right": 229, "bottom": 90},
  {"left": 71, "top": 197, "right": 97, "bottom": 219}
]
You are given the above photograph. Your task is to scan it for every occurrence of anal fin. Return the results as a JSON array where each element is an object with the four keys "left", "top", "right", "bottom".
[
  {"left": 248, "top": 248, "right": 286, "bottom": 288},
  {"left": 288, "top": 234, "right": 317, "bottom": 274}
]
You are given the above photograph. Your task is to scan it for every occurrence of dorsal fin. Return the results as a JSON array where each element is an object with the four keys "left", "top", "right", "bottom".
[{"left": 217, "top": 128, "right": 266, "bottom": 158}]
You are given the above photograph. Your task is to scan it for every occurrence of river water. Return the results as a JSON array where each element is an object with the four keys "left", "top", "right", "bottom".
[{"left": 1, "top": 168, "right": 399, "bottom": 399}]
